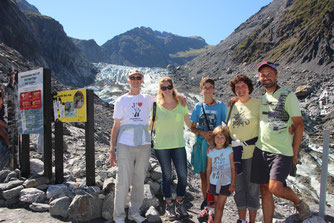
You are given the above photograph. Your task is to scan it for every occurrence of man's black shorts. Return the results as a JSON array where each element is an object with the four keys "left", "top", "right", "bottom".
[{"left": 251, "top": 147, "right": 293, "bottom": 184}]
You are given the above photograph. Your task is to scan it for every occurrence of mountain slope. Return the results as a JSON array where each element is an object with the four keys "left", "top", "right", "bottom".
[
  {"left": 15, "top": 0, "right": 40, "bottom": 14},
  {"left": 0, "top": 0, "right": 96, "bottom": 87},
  {"left": 71, "top": 38, "right": 108, "bottom": 63},
  {"left": 173, "top": 0, "right": 334, "bottom": 98},
  {"left": 233, "top": 0, "right": 334, "bottom": 65}
]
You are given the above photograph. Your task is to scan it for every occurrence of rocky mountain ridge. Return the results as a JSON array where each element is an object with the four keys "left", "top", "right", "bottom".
[{"left": 73, "top": 26, "right": 210, "bottom": 68}]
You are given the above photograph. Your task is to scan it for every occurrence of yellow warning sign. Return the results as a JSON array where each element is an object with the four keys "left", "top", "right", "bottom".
[{"left": 53, "top": 89, "right": 87, "bottom": 122}]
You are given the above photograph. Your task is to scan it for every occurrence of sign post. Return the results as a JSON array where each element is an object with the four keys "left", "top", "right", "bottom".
[
  {"left": 53, "top": 88, "right": 95, "bottom": 185},
  {"left": 85, "top": 90, "right": 95, "bottom": 186},
  {"left": 319, "top": 130, "right": 330, "bottom": 218},
  {"left": 18, "top": 68, "right": 51, "bottom": 178}
]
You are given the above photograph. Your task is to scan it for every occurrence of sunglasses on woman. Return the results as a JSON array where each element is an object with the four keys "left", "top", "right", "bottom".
[
  {"left": 129, "top": 76, "right": 142, "bottom": 80},
  {"left": 161, "top": 85, "right": 173, "bottom": 91}
]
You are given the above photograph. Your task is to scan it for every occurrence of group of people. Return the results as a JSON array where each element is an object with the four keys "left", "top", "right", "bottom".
[{"left": 108, "top": 61, "right": 312, "bottom": 223}]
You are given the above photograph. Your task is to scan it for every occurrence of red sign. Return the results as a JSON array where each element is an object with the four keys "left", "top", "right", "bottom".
[{"left": 20, "top": 90, "right": 42, "bottom": 110}]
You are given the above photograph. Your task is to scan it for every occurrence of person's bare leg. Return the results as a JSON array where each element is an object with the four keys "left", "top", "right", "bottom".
[
  {"left": 200, "top": 172, "right": 207, "bottom": 199},
  {"left": 261, "top": 184, "right": 274, "bottom": 223},
  {"left": 249, "top": 209, "right": 257, "bottom": 222},
  {"left": 268, "top": 179, "right": 301, "bottom": 205},
  {"left": 214, "top": 195, "right": 227, "bottom": 223},
  {"left": 237, "top": 209, "right": 247, "bottom": 221}
]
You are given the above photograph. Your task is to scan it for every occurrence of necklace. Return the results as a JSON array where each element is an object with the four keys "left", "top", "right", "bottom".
[{"left": 204, "top": 99, "right": 216, "bottom": 106}]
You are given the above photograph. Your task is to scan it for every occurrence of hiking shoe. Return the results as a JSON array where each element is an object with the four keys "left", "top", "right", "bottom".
[
  {"left": 128, "top": 212, "right": 145, "bottom": 223},
  {"left": 176, "top": 200, "right": 190, "bottom": 218},
  {"left": 166, "top": 201, "right": 177, "bottom": 220},
  {"left": 207, "top": 211, "right": 214, "bottom": 223},
  {"left": 295, "top": 200, "right": 312, "bottom": 221},
  {"left": 197, "top": 207, "right": 209, "bottom": 220}
]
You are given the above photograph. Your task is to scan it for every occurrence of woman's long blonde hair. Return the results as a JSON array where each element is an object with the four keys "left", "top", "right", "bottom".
[{"left": 157, "top": 76, "right": 178, "bottom": 104}]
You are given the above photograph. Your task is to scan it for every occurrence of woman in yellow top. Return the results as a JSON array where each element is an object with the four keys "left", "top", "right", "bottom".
[
  {"left": 228, "top": 75, "right": 260, "bottom": 223},
  {"left": 152, "top": 76, "right": 192, "bottom": 220}
]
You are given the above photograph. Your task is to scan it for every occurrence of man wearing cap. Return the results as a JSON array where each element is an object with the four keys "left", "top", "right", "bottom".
[
  {"left": 109, "top": 69, "right": 186, "bottom": 223},
  {"left": 109, "top": 69, "right": 152, "bottom": 223},
  {"left": 251, "top": 61, "right": 312, "bottom": 222}
]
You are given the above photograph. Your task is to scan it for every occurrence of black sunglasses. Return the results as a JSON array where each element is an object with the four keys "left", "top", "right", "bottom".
[
  {"left": 161, "top": 85, "right": 173, "bottom": 91},
  {"left": 129, "top": 76, "right": 142, "bottom": 80}
]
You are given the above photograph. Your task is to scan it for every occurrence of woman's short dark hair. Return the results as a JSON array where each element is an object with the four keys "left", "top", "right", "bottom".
[{"left": 229, "top": 75, "right": 254, "bottom": 96}]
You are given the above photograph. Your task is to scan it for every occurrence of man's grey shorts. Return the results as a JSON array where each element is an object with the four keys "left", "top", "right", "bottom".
[{"left": 234, "top": 158, "right": 260, "bottom": 210}]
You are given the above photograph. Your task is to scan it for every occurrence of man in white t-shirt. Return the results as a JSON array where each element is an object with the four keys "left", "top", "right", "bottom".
[{"left": 109, "top": 69, "right": 154, "bottom": 223}]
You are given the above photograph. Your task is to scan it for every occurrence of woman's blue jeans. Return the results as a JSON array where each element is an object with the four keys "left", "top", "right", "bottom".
[{"left": 155, "top": 147, "right": 187, "bottom": 201}]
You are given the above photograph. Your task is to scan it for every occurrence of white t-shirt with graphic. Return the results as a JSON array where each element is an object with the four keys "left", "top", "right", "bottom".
[
  {"left": 113, "top": 93, "right": 155, "bottom": 146},
  {"left": 207, "top": 147, "right": 233, "bottom": 186}
]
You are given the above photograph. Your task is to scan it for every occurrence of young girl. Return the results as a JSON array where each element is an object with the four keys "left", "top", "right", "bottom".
[{"left": 206, "top": 126, "right": 236, "bottom": 223}]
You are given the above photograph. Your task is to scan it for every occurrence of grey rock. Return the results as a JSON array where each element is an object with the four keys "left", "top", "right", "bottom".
[
  {"left": 145, "top": 206, "right": 161, "bottom": 223},
  {"left": 0, "top": 170, "right": 11, "bottom": 183},
  {"left": 102, "top": 177, "right": 115, "bottom": 194},
  {"left": 302, "top": 216, "right": 326, "bottom": 223},
  {"left": 0, "top": 180, "right": 24, "bottom": 192},
  {"left": 101, "top": 192, "right": 114, "bottom": 220},
  {"left": 2, "top": 185, "right": 24, "bottom": 200},
  {"left": 107, "top": 167, "right": 117, "bottom": 179},
  {"left": 166, "top": 64, "right": 176, "bottom": 74},
  {"left": 23, "top": 176, "right": 49, "bottom": 188},
  {"left": 30, "top": 159, "right": 44, "bottom": 175},
  {"left": 147, "top": 181, "right": 161, "bottom": 197},
  {"left": 72, "top": 167, "right": 85, "bottom": 178},
  {"left": 4, "top": 171, "right": 18, "bottom": 183},
  {"left": 98, "top": 171, "right": 109, "bottom": 182},
  {"left": 87, "top": 186, "right": 101, "bottom": 195},
  {"left": 46, "top": 184, "right": 68, "bottom": 199},
  {"left": 141, "top": 184, "right": 160, "bottom": 213},
  {"left": 96, "top": 160, "right": 103, "bottom": 167},
  {"left": 49, "top": 196, "right": 71, "bottom": 218},
  {"left": 68, "top": 193, "right": 102, "bottom": 222},
  {"left": 19, "top": 188, "right": 46, "bottom": 203},
  {"left": 29, "top": 202, "right": 50, "bottom": 212},
  {"left": 4, "top": 196, "right": 20, "bottom": 206},
  {"left": 295, "top": 85, "right": 312, "bottom": 98},
  {"left": 36, "top": 184, "right": 49, "bottom": 191},
  {"left": 150, "top": 166, "right": 162, "bottom": 182}
]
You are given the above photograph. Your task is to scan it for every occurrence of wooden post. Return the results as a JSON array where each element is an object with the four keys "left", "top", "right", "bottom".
[
  {"left": 319, "top": 130, "right": 330, "bottom": 218},
  {"left": 54, "top": 120, "right": 64, "bottom": 184},
  {"left": 85, "top": 89, "right": 95, "bottom": 186},
  {"left": 21, "top": 134, "right": 30, "bottom": 178},
  {"left": 43, "top": 69, "right": 52, "bottom": 179}
]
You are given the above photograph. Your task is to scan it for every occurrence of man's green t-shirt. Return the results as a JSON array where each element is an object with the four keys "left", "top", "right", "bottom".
[
  {"left": 154, "top": 103, "right": 189, "bottom": 150},
  {"left": 256, "top": 88, "right": 301, "bottom": 156}
]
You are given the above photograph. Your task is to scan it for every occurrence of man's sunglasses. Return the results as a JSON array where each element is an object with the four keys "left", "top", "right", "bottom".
[
  {"left": 129, "top": 76, "right": 142, "bottom": 80},
  {"left": 161, "top": 85, "right": 173, "bottom": 91}
]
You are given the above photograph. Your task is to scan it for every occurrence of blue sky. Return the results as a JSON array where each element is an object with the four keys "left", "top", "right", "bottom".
[{"left": 27, "top": 0, "right": 272, "bottom": 46}]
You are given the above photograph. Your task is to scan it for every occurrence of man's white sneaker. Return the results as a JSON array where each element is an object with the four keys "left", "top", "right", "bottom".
[
  {"left": 128, "top": 212, "right": 145, "bottom": 223},
  {"left": 114, "top": 219, "right": 125, "bottom": 223}
]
